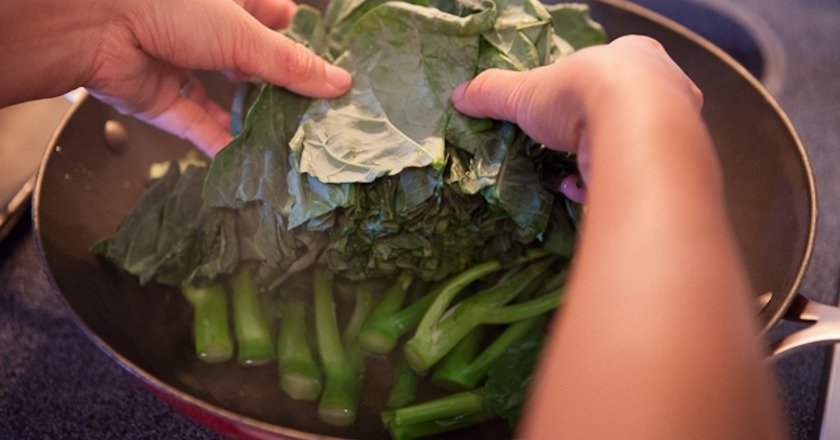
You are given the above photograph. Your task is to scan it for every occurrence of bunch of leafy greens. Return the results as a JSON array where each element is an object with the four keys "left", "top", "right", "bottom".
[
  {"left": 94, "top": 0, "right": 607, "bottom": 436},
  {"left": 97, "top": 0, "right": 603, "bottom": 286}
]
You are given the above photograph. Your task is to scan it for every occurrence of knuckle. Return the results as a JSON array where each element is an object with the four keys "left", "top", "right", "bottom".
[
  {"left": 639, "top": 35, "right": 665, "bottom": 51},
  {"left": 612, "top": 35, "right": 666, "bottom": 55},
  {"left": 467, "top": 70, "right": 495, "bottom": 96},
  {"left": 179, "top": 110, "right": 209, "bottom": 142},
  {"left": 691, "top": 83, "right": 705, "bottom": 108},
  {"left": 466, "top": 69, "right": 530, "bottom": 121},
  {"left": 279, "top": 42, "right": 319, "bottom": 84}
]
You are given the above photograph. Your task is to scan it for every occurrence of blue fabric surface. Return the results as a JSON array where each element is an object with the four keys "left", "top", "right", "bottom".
[{"left": 0, "top": 220, "right": 220, "bottom": 439}]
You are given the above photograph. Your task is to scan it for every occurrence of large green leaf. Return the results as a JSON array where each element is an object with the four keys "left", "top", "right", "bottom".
[
  {"left": 547, "top": 2, "right": 608, "bottom": 61},
  {"left": 285, "top": 150, "right": 357, "bottom": 229},
  {"left": 482, "top": 130, "right": 552, "bottom": 242},
  {"left": 203, "top": 84, "right": 310, "bottom": 213},
  {"left": 99, "top": 1, "right": 600, "bottom": 285},
  {"left": 478, "top": 0, "right": 553, "bottom": 71},
  {"left": 290, "top": 1, "right": 497, "bottom": 185},
  {"left": 97, "top": 165, "right": 240, "bottom": 286}
]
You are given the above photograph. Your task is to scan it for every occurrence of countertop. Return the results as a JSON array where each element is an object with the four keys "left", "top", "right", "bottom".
[{"left": 2, "top": 0, "right": 839, "bottom": 439}]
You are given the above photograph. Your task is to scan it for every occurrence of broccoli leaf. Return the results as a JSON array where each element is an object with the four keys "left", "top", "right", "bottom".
[
  {"left": 479, "top": 0, "right": 553, "bottom": 71},
  {"left": 203, "top": 84, "right": 310, "bottom": 213},
  {"left": 290, "top": 1, "right": 497, "bottom": 185},
  {"left": 284, "top": 4, "right": 329, "bottom": 54},
  {"left": 547, "top": 2, "right": 608, "bottom": 58},
  {"left": 99, "top": 163, "right": 317, "bottom": 288},
  {"left": 97, "top": 165, "right": 240, "bottom": 286},
  {"left": 482, "top": 128, "right": 553, "bottom": 241},
  {"left": 99, "top": 1, "right": 602, "bottom": 286}
]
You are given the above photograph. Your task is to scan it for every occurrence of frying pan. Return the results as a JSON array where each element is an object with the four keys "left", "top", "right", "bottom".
[{"left": 30, "top": 0, "right": 840, "bottom": 438}]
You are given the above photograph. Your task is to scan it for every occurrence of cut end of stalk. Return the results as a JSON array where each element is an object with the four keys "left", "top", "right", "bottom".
[
  {"left": 237, "top": 342, "right": 275, "bottom": 366},
  {"left": 359, "top": 331, "right": 397, "bottom": 354},
  {"left": 238, "top": 356, "right": 273, "bottom": 367},
  {"left": 197, "top": 347, "right": 233, "bottom": 363},
  {"left": 403, "top": 343, "right": 429, "bottom": 373},
  {"left": 281, "top": 373, "right": 323, "bottom": 401},
  {"left": 319, "top": 406, "right": 357, "bottom": 426}
]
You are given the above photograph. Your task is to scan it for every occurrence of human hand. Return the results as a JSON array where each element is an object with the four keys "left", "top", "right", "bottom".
[
  {"left": 451, "top": 35, "right": 703, "bottom": 202},
  {"left": 0, "top": 0, "right": 351, "bottom": 156},
  {"left": 455, "top": 36, "right": 785, "bottom": 440}
]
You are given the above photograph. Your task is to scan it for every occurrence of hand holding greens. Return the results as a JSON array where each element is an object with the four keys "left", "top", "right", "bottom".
[{"left": 94, "top": 0, "right": 606, "bottom": 438}]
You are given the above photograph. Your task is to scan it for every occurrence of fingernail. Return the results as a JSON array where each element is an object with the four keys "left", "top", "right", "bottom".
[
  {"left": 560, "top": 174, "right": 586, "bottom": 204},
  {"left": 325, "top": 64, "right": 352, "bottom": 91},
  {"left": 451, "top": 82, "right": 468, "bottom": 103}
]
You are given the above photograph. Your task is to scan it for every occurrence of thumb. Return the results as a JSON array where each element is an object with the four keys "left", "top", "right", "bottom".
[
  {"left": 450, "top": 67, "right": 575, "bottom": 150},
  {"left": 451, "top": 68, "right": 531, "bottom": 124}
]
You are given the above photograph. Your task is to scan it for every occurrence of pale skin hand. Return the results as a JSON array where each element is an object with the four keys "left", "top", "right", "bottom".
[
  {"left": 453, "top": 36, "right": 787, "bottom": 439},
  {"left": 0, "top": 0, "right": 352, "bottom": 156}
]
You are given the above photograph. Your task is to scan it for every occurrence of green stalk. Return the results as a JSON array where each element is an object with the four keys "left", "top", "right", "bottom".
[
  {"left": 392, "top": 390, "right": 487, "bottom": 426},
  {"left": 382, "top": 390, "right": 495, "bottom": 439},
  {"left": 412, "top": 260, "right": 503, "bottom": 340},
  {"left": 387, "top": 356, "right": 419, "bottom": 408},
  {"left": 357, "top": 263, "right": 498, "bottom": 354},
  {"left": 413, "top": 250, "right": 547, "bottom": 341},
  {"left": 368, "top": 271, "right": 413, "bottom": 321},
  {"left": 482, "top": 288, "right": 565, "bottom": 324},
  {"left": 431, "top": 326, "right": 485, "bottom": 390},
  {"left": 231, "top": 267, "right": 274, "bottom": 365},
  {"left": 182, "top": 284, "right": 233, "bottom": 363},
  {"left": 314, "top": 269, "right": 360, "bottom": 426},
  {"left": 343, "top": 288, "right": 374, "bottom": 346},
  {"left": 404, "top": 259, "right": 554, "bottom": 372},
  {"left": 358, "top": 291, "right": 436, "bottom": 354},
  {"left": 434, "top": 317, "right": 544, "bottom": 390},
  {"left": 382, "top": 407, "right": 496, "bottom": 440},
  {"left": 277, "top": 298, "right": 322, "bottom": 401}
]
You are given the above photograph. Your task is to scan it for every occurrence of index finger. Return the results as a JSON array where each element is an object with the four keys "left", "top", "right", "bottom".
[{"left": 131, "top": 0, "right": 351, "bottom": 98}]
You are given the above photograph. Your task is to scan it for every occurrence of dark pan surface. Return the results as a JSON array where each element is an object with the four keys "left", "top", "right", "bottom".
[{"left": 33, "top": 1, "right": 814, "bottom": 438}]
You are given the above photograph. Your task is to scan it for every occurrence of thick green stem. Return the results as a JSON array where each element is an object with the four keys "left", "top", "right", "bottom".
[
  {"left": 358, "top": 292, "right": 437, "bottom": 354},
  {"left": 382, "top": 406, "right": 496, "bottom": 440},
  {"left": 483, "top": 288, "right": 565, "bottom": 324},
  {"left": 277, "top": 298, "right": 322, "bottom": 401},
  {"left": 358, "top": 260, "right": 501, "bottom": 355},
  {"left": 314, "top": 269, "right": 360, "bottom": 426},
  {"left": 387, "top": 356, "right": 419, "bottom": 408},
  {"left": 413, "top": 250, "right": 547, "bottom": 342},
  {"left": 432, "top": 326, "right": 485, "bottom": 390},
  {"left": 435, "top": 317, "right": 543, "bottom": 390},
  {"left": 392, "top": 390, "right": 487, "bottom": 426},
  {"left": 182, "top": 284, "right": 233, "bottom": 363},
  {"left": 343, "top": 288, "right": 374, "bottom": 346},
  {"left": 368, "top": 271, "right": 413, "bottom": 321},
  {"left": 413, "top": 260, "right": 503, "bottom": 340},
  {"left": 231, "top": 267, "right": 274, "bottom": 365},
  {"left": 404, "top": 259, "right": 553, "bottom": 372}
]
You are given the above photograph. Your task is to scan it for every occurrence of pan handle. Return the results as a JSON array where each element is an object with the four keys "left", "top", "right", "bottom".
[{"left": 770, "top": 294, "right": 840, "bottom": 358}]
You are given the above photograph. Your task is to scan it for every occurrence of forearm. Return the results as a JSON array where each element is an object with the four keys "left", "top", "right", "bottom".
[
  {"left": 0, "top": 0, "right": 107, "bottom": 106},
  {"left": 522, "top": 90, "right": 786, "bottom": 438}
]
